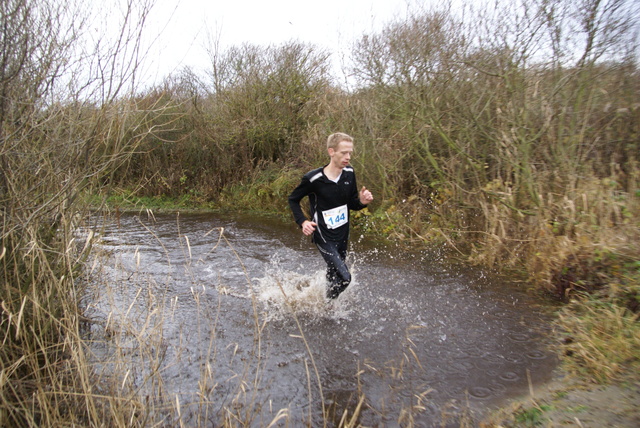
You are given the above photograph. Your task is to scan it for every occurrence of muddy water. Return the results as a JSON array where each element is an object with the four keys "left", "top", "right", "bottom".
[{"left": 83, "top": 211, "right": 558, "bottom": 426}]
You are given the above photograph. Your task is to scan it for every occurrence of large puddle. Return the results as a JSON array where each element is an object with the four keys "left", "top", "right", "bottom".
[{"left": 81, "top": 211, "right": 558, "bottom": 426}]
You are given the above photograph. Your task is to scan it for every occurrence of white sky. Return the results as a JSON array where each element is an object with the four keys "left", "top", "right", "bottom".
[{"left": 143, "top": 0, "right": 422, "bottom": 83}]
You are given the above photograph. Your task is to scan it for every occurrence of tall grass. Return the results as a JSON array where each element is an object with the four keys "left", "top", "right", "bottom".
[
  {"left": 557, "top": 294, "right": 640, "bottom": 383},
  {"left": 0, "top": 0, "right": 177, "bottom": 425}
]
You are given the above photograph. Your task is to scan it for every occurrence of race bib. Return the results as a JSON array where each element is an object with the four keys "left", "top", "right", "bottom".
[{"left": 322, "top": 205, "right": 348, "bottom": 229}]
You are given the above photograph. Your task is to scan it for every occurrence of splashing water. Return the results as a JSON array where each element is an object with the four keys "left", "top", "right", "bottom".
[{"left": 253, "top": 255, "right": 356, "bottom": 321}]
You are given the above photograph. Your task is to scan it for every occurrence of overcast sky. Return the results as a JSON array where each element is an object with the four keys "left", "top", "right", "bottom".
[{"left": 143, "top": 0, "right": 422, "bottom": 83}]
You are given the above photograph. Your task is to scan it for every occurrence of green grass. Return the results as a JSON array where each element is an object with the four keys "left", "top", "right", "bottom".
[{"left": 514, "top": 404, "right": 552, "bottom": 426}]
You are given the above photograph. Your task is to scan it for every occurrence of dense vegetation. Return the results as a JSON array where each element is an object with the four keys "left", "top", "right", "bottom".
[
  {"left": 1, "top": 0, "right": 638, "bottom": 425},
  {"left": 116, "top": 2, "right": 639, "bottom": 294}
]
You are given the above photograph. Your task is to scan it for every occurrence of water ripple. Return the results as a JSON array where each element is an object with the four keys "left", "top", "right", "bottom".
[
  {"left": 507, "top": 332, "right": 532, "bottom": 342},
  {"left": 499, "top": 371, "right": 521, "bottom": 382},
  {"left": 525, "top": 350, "right": 548, "bottom": 360},
  {"left": 468, "top": 386, "right": 493, "bottom": 400}
]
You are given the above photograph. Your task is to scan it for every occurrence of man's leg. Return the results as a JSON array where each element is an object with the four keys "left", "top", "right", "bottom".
[{"left": 316, "top": 240, "right": 350, "bottom": 299}]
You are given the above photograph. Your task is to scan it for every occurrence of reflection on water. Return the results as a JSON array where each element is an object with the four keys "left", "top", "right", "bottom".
[{"left": 81, "top": 211, "right": 558, "bottom": 426}]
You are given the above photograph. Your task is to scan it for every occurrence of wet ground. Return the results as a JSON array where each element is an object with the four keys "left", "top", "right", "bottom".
[{"left": 82, "top": 211, "right": 559, "bottom": 426}]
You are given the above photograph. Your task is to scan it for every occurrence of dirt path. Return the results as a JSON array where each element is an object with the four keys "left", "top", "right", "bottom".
[{"left": 482, "top": 371, "right": 640, "bottom": 427}]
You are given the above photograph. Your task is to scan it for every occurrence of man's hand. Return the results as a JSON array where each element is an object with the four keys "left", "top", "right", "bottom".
[
  {"left": 359, "top": 186, "right": 374, "bottom": 205},
  {"left": 301, "top": 220, "right": 317, "bottom": 236}
]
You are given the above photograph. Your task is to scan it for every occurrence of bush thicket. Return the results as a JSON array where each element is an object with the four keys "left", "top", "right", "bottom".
[{"left": 114, "top": 0, "right": 639, "bottom": 293}]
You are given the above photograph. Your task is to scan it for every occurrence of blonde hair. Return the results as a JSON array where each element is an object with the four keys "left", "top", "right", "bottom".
[{"left": 326, "top": 132, "right": 353, "bottom": 149}]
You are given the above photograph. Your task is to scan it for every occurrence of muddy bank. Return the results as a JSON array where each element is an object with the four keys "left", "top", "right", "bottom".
[{"left": 483, "top": 370, "right": 640, "bottom": 427}]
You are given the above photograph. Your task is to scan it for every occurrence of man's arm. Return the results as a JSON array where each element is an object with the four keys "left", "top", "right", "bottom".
[
  {"left": 288, "top": 176, "right": 311, "bottom": 226},
  {"left": 347, "top": 172, "right": 372, "bottom": 210},
  {"left": 288, "top": 177, "right": 318, "bottom": 236},
  {"left": 359, "top": 186, "right": 373, "bottom": 205}
]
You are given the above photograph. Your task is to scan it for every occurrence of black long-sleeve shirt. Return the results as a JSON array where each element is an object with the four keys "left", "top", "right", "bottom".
[{"left": 288, "top": 165, "right": 366, "bottom": 243}]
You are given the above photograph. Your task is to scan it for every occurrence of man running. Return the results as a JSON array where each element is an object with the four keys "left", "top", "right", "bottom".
[{"left": 288, "top": 132, "right": 374, "bottom": 299}]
